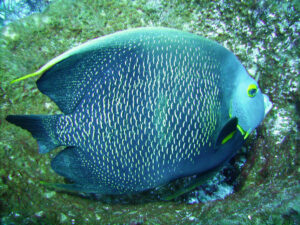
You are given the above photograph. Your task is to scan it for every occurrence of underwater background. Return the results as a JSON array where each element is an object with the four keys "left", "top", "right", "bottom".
[{"left": 0, "top": 0, "right": 299, "bottom": 224}]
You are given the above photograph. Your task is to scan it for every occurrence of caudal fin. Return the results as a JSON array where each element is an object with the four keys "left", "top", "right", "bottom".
[{"left": 6, "top": 114, "right": 61, "bottom": 153}]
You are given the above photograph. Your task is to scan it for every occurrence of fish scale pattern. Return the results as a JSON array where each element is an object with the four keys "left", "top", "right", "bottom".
[{"left": 56, "top": 33, "right": 222, "bottom": 193}]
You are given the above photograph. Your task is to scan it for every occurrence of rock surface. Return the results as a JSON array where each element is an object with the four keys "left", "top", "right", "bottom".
[{"left": 0, "top": 0, "right": 299, "bottom": 224}]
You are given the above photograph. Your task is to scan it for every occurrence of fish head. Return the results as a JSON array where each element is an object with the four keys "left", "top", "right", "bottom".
[{"left": 230, "top": 69, "right": 272, "bottom": 138}]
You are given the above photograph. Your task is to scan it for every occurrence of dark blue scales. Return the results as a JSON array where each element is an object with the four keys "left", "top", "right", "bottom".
[{"left": 7, "top": 28, "right": 270, "bottom": 195}]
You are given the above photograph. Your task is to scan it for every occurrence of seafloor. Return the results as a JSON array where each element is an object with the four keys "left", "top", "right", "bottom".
[{"left": 0, "top": 0, "right": 299, "bottom": 224}]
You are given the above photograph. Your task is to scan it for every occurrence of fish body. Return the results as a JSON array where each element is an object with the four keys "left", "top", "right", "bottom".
[{"left": 6, "top": 28, "right": 272, "bottom": 194}]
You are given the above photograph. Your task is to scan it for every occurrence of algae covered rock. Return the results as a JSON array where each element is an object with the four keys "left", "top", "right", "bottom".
[{"left": 0, "top": 0, "right": 298, "bottom": 224}]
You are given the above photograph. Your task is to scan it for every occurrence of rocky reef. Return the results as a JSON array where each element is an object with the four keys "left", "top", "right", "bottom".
[{"left": 0, "top": 0, "right": 299, "bottom": 224}]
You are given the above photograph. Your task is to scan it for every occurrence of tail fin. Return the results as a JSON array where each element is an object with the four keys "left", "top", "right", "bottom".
[{"left": 6, "top": 114, "right": 61, "bottom": 154}]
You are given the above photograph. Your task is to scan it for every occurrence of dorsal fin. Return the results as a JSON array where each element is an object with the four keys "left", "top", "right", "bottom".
[
  {"left": 36, "top": 51, "right": 95, "bottom": 114},
  {"left": 16, "top": 31, "right": 140, "bottom": 114},
  {"left": 10, "top": 30, "right": 131, "bottom": 114},
  {"left": 36, "top": 45, "right": 133, "bottom": 114}
]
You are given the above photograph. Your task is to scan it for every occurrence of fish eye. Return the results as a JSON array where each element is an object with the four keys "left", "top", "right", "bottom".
[{"left": 247, "top": 84, "right": 258, "bottom": 98}]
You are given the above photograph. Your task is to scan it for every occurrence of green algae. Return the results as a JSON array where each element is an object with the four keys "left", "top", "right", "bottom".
[{"left": 1, "top": 0, "right": 299, "bottom": 224}]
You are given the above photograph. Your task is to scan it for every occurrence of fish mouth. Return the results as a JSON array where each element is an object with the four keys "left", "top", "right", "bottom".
[
  {"left": 263, "top": 94, "right": 273, "bottom": 116},
  {"left": 237, "top": 94, "right": 272, "bottom": 139}
]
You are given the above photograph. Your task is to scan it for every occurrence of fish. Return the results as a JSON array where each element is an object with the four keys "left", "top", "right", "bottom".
[{"left": 6, "top": 27, "right": 272, "bottom": 195}]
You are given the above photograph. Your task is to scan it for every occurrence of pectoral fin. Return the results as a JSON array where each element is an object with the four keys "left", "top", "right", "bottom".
[{"left": 215, "top": 117, "right": 238, "bottom": 148}]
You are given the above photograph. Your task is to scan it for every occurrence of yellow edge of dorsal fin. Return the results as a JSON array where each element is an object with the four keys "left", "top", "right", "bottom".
[
  {"left": 10, "top": 70, "right": 42, "bottom": 84},
  {"left": 10, "top": 55, "right": 63, "bottom": 84},
  {"left": 10, "top": 51, "right": 73, "bottom": 84},
  {"left": 9, "top": 31, "right": 118, "bottom": 84},
  {"left": 9, "top": 37, "right": 100, "bottom": 84},
  {"left": 9, "top": 27, "right": 173, "bottom": 84}
]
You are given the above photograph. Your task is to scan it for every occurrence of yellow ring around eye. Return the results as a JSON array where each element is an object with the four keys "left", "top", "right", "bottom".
[{"left": 247, "top": 84, "right": 258, "bottom": 98}]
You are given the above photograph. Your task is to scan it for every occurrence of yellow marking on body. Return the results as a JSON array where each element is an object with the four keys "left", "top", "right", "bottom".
[
  {"left": 237, "top": 124, "right": 251, "bottom": 139},
  {"left": 221, "top": 130, "right": 237, "bottom": 145},
  {"left": 237, "top": 124, "right": 245, "bottom": 135}
]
